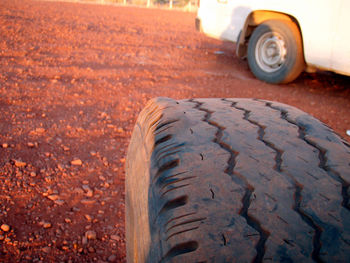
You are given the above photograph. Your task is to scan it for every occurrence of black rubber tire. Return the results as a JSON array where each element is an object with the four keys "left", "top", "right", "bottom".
[
  {"left": 126, "top": 97, "right": 350, "bottom": 263},
  {"left": 247, "top": 19, "right": 305, "bottom": 84}
]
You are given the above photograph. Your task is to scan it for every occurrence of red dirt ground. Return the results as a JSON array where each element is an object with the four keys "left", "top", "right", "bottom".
[{"left": 0, "top": 0, "right": 349, "bottom": 262}]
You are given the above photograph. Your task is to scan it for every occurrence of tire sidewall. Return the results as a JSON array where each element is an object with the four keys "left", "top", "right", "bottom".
[{"left": 247, "top": 20, "right": 302, "bottom": 84}]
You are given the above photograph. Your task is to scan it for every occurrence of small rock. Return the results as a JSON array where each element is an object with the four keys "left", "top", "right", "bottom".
[
  {"left": 40, "top": 222, "right": 51, "bottom": 229},
  {"left": 100, "top": 112, "right": 108, "bottom": 118},
  {"left": 35, "top": 128, "right": 45, "bottom": 134},
  {"left": 99, "top": 175, "right": 106, "bottom": 181},
  {"left": 346, "top": 130, "right": 350, "bottom": 136},
  {"left": 14, "top": 160, "right": 26, "bottom": 168},
  {"left": 86, "top": 190, "right": 93, "bottom": 197},
  {"left": 65, "top": 218, "right": 72, "bottom": 223},
  {"left": 1, "top": 224, "right": 10, "bottom": 232},
  {"left": 25, "top": 255, "right": 32, "bottom": 261},
  {"left": 82, "top": 185, "right": 90, "bottom": 191},
  {"left": 80, "top": 199, "right": 96, "bottom": 205},
  {"left": 63, "top": 146, "right": 70, "bottom": 151},
  {"left": 85, "top": 230, "right": 96, "bottom": 240},
  {"left": 27, "top": 142, "right": 35, "bottom": 148},
  {"left": 84, "top": 214, "right": 93, "bottom": 222},
  {"left": 73, "top": 188, "right": 84, "bottom": 194},
  {"left": 0, "top": 235, "right": 4, "bottom": 241},
  {"left": 30, "top": 171, "right": 37, "bottom": 177},
  {"left": 62, "top": 245, "right": 69, "bottom": 250},
  {"left": 44, "top": 223, "right": 52, "bottom": 229},
  {"left": 57, "top": 164, "right": 64, "bottom": 171},
  {"left": 82, "top": 185, "right": 94, "bottom": 197},
  {"left": 90, "top": 151, "right": 97, "bottom": 156},
  {"left": 42, "top": 246, "right": 51, "bottom": 253},
  {"left": 108, "top": 254, "right": 117, "bottom": 262},
  {"left": 54, "top": 200, "right": 65, "bottom": 206},
  {"left": 82, "top": 236, "right": 88, "bottom": 245},
  {"left": 110, "top": 235, "right": 120, "bottom": 241},
  {"left": 2, "top": 143, "right": 9, "bottom": 148},
  {"left": 71, "top": 159, "right": 82, "bottom": 166},
  {"left": 72, "top": 207, "right": 80, "bottom": 212},
  {"left": 47, "top": 194, "right": 59, "bottom": 201}
]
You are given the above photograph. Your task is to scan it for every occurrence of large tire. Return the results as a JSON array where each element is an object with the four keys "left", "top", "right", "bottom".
[
  {"left": 247, "top": 19, "right": 305, "bottom": 84},
  {"left": 126, "top": 97, "right": 350, "bottom": 262}
]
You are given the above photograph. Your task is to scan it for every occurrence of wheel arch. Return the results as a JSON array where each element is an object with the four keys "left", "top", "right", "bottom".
[{"left": 236, "top": 10, "right": 304, "bottom": 60}]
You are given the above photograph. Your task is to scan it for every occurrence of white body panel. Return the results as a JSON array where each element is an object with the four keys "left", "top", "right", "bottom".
[{"left": 197, "top": 0, "right": 350, "bottom": 76}]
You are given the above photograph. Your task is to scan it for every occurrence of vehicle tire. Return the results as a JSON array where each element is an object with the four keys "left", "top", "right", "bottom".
[
  {"left": 126, "top": 97, "right": 350, "bottom": 262},
  {"left": 247, "top": 19, "right": 305, "bottom": 84}
]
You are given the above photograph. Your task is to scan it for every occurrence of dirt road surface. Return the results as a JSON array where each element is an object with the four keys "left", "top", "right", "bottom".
[{"left": 0, "top": 0, "right": 349, "bottom": 262}]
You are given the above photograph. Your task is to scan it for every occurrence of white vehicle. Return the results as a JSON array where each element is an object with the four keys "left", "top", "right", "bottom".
[{"left": 195, "top": 0, "right": 350, "bottom": 84}]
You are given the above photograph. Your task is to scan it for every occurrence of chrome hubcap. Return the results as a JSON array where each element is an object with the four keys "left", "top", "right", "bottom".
[{"left": 255, "top": 32, "right": 287, "bottom": 73}]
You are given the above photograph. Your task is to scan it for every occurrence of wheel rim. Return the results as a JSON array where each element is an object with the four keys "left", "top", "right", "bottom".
[{"left": 255, "top": 32, "right": 287, "bottom": 73}]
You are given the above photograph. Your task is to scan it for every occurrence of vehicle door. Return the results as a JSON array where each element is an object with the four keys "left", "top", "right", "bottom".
[{"left": 331, "top": 0, "right": 350, "bottom": 75}]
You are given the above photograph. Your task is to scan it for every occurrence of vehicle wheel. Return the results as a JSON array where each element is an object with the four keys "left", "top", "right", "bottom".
[
  {"left": 247, "top": 19, "right": 305, "bottom": 84},
  {"left": 126, "top": 97, "right": 350, "bottom": 262}
]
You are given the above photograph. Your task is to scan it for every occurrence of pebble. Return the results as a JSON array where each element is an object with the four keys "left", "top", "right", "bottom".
[
  {"left": 41, "top": 222, "right": 52, "bottom": 229},
  {"left": 81, "top": 199, "right": 96, "bottom": 205},
  {"left": 57, "top": 164, "right": 64, "bottom": 171},
  {"left": 99, "top": 175, "right": 106, "bottom": 181},
  {"left": 54, "top": 200, "right": 65, "bottom": 206},
  {"left": 42, "top": 246, "right": 51, "bottom": 253},
  {"left": 27, "top": 142, "right": 35, "bottom": 148},
  {"left": 110, "top": 235, "right": 120, "bottom": 241},
  {"left": 86, "top": 190, "right": 93, "bottom": 197},
  {"left": 82, "top": 185, "right": 93, "bottom": 197},
  {"left": 73, "top": 188, "right": 84, "bottom": 195},
  {"left": 47, "top": 194, "right": 59, "bottom": 201},
  {"left": 88, "top": 246, "right": 95, "bottom": 253},
  {"left": 1, "top": 224, "right": 10, "bottom": 232},
  {"left": 108, "top": 255, "right": 117, "bottom": 262},
  {"left": 65, "top": 218, "right": 72, "bottom": 223},
  {"left": 14, "top": 160, "right": 26, "bottom": 168},
  {"left": 30, "top": 171, "right": 37, "bottom": 177},
  {"left": 85, "top": 230, "right": 96, "bottom": 240},
  {"left": 35, "top": 128, "right": 45, "bottom": 134},
  {"left": 82, "top": 236, "right": 88, "bottom": 245},
  {"left": 0, "top": 235, "right": 4, "bottom": 241},
  {"left": 85, "top": 214, "right": 93, "bottom": 222},
  {"left": 2, "top": 143, "right": 9, "bottom": 148},
  {"left": 71, "top": 159, "right": 82, "bottom": 166},
  {"left": 72, "top": 207, "right": 80, "bottom": 212},
  {"left": 82, "top": 185, "right": 90, "bottom": 191}
]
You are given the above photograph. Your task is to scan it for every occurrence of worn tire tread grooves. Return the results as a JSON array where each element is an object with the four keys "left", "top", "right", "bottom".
[
  {"left": 191, "top": 99, "right": 268, "bottom": 263},
  {"left": 126, "top": 97, "right": 350, "bottom": 263}
]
